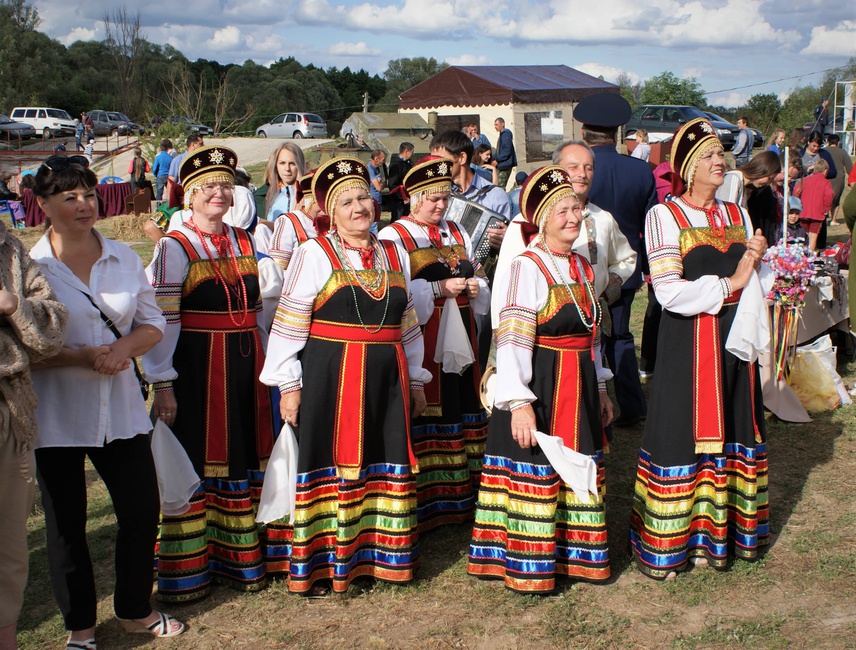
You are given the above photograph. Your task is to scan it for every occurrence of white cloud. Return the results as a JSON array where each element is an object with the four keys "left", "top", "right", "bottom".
[
  {"left": 329, "top": 41, "right": 381, "bottom": 56},
  {"left": 575, "top": 63, "right": 639, "bottom": 84},
  {"left": 711, "top": 92, "right": 749, "bottom": 108},
  {"left": 62, "top": 26, "right": 99, "bottom": 45},
  {"left": 445, "top": 54, "right": 491, "bottom": 66},
  {"left": 682, "top": 67, "right": 702, "bottom": 79},
  {"left": 800, "top": 21, "right": 856, "bottom": 56},
  {"left": 207, "top": 25, "right": 242, "bottom": 50}
]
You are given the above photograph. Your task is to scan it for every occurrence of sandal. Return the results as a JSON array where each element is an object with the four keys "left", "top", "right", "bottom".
[
  {"left": 118, "top": 611, "right": 186, "bottom": 638},
  {"left": 66, "top": 637, "right": 96, "bottom": 650}
]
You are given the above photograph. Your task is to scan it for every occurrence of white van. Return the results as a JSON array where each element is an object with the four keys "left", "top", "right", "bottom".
[{"left": 9, "top": 107, "right": 76, "bottom": 138}]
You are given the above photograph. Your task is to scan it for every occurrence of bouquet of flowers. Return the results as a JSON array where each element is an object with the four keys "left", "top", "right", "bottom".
[{"left": 763, "top": 241, "right": 817, "bottom": 380}]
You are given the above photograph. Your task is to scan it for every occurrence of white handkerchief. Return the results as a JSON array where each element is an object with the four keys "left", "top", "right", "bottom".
[
  {"left": 434, "top": 297, "right": 474, "bottom": 374},
  {"left": 256, "top": 424, "right": 299, "bottom": 524},
  {"left": 726, "top": 270, "right": 770, "bottom": 363},
  {"left": 532, "top": 431, "right": 599, "bottom": 503},
  {"left": 151, "top": 420, "right": 201, "bottom": 516}
]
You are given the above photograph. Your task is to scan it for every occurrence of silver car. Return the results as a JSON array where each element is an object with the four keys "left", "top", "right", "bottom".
[{"left": 256, "top": 113, "right": 327, "bottom": 139}]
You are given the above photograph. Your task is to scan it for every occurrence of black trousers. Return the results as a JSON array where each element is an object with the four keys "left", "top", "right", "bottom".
[{"left": 35, "top": 434, "right": 160, "bottom": 631}]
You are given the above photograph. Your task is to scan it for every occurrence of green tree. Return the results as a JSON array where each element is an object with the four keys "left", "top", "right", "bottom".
[
  {"left": 375, "top": 57, "right": 448, "bottom": 110},
  {"left": 778, "top": 85, "right": 820, "bottom": 137},
  {"left": 640, "top": 71, "right": 705, "bottom": 107},
  {"left": 745, "top": 93, "right": 782, "bottom": 133}
]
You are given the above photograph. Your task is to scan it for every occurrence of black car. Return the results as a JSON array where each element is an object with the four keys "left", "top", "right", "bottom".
[
  {"left": 625, "top": 105, "right": 738, "bottom": 150},
  {"left": 0, "top": 113, "right": 36, "bottom": 140},
  {"left": 148, "top": 116, "right": 214, "bottom": 137}
]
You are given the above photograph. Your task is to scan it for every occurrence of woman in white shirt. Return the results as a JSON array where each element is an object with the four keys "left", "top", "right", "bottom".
[{"left": 29, "top": 155, "right": 184, "bottom": 649}]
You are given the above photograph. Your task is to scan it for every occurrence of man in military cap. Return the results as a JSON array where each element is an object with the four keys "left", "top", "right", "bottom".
[{"left": 574, "top": 92, "right": 657, "bottom": 428}]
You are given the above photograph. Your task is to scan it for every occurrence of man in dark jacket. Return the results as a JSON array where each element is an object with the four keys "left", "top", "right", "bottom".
[
  {"left": 575, "top": 93, "right": 657, "bottom": 428},
  {"left": 387, "top": 142, "right": 414, "bottom": 223},
  {"left": 493, "top": 117, "right": 517, "bottom": 190}
]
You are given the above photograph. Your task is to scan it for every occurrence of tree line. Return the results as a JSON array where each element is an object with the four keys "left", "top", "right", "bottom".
[{"left": 1, "top": 0, "right": 851, "bottom": 141}]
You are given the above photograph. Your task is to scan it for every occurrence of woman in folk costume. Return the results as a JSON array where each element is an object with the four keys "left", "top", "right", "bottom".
[
  {"left": 467, "top": 166, "right": 614, "bottom": 594},
  {"left": 260, "top": 157, "right": 431, "bottom": 597},
  {"left": 268, "top": 171, "right": 330, "bottom": 274},
  {"left": 143, "top": 146, "right": 277, "bottom": 602},
  {"left": 378, "top": 157, "right": 490, "bottom": 530},
  {"left": 629, "top": 118, "right": 769, "bottom": 580}
]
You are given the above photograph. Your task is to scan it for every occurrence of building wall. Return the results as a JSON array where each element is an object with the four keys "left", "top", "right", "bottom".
[{"left": 400, "top": 102, "right": 584, "bottom": 177}]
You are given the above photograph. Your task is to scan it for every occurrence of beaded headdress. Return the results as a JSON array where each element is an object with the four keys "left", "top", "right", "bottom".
[
  {"left": 519, "top": 166, "right": 576, "bottom": 228},
  {"left": 670, "top": 118, "right": 722, "bottom": 192},
  {"left": 180, "top": 145, "right": 237, "bottom": 208},
  {"left": 311, "top": 157, "right": 370, "bottom": 219}
]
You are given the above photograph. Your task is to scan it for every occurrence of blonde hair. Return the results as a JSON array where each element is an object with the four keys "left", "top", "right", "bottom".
[
  {"left": 264, "top": 143, "right": 306, "bottom": 214},
  {"left": 813, "top": 159, "right": 829, "bottom": 173},
  {"left": 635, "top": 129, "right": 649, "bottom": 144}
]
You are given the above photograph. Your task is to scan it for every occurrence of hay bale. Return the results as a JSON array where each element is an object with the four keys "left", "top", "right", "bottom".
[{"left": 112, "top": 212, "right": 151, "bottom": 241}]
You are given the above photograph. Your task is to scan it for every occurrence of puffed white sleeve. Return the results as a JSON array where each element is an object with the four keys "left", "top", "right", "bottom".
[
  {"left": 646, "top": 204, "right": 734, "bottom": 317},
  {"left": 377, "top": 225, "right": 435, "bottom": 325},
  {"left": 492, "top": 255, "right": 545, "bottom": 411},
  {"left": 130, "top": 253, "right": 165, "bottom": 333},
  {"left": 259, "top": 241, "right": 326, "bottom": 394},
  {"left": 269, "top": 215, "right": 298, "bottom": 271},
  {"left": 491, "top": 215, "right": 527, "bottom": 324},
  {"left": 255, "top": 255, "right": 283, "bottom": 351},
  {"left": 142, "top": 236, "right": 189, "bottom": 388},
  {"left": 459, "top": 225, "right": 491, "bottom": 316},
  {"left": 396, "top": 243, "right": 433, "bottom": 387}
]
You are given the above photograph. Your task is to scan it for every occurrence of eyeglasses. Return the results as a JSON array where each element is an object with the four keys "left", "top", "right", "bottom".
[
  {"left": 42, "top": 155, "right": 90, "bottom": 172},
  {"left": 198, "top": 183, "right": 234, "bottom": 196}
]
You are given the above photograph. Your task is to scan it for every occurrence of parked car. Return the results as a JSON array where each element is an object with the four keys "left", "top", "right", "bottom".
[
  {"left": 87, "top": 110, "right": 143, "bottom": 136},
  {"left": 256, "top": 112, "right": 327, "bottom": 139},
  {"left": 704, "top": 112, "right": 764, "bottom": 149},
  {"left": 9, "top": 107, "right": 76, "bottom": 138},
  {"left": 625, "top": 105, "right": 738, "bottom": 150},
  {"left": 148, "top": 115, "right": 214, "bottom": 136},
  {"left": 0, "top": 113, "right": 36, "bottom": 140}
]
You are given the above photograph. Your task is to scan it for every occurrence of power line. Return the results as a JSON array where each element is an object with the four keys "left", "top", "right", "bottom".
[{"left": 704, "top": 66, "right": 846, "bottom": 96}]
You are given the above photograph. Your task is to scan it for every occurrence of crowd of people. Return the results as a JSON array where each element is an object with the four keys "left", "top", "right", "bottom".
[{"left": 1, "top": 93, "right": 854, "bottom": 649}]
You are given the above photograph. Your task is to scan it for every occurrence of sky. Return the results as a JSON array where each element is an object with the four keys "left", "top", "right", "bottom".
[{"left": 34, "top": 0, "right": 856, "bottom": 108}]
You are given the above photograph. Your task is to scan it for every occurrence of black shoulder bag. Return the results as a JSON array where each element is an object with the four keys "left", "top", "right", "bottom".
[{"left": 79, "top": 291, "right": 150, "bottom": 400}]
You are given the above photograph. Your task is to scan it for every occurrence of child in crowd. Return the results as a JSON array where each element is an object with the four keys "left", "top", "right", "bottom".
[
  {"left": 795, "top": 158, "right": 833, "bottom": 250},
  {"left": 83, "top": 138, "right": 95, "bottom": 165},
  {"left": 631, "top": 129, "right": 651, "bottom": 162},
  {"left": 786, "top": 196, "right": 808, "bottom": 243}
]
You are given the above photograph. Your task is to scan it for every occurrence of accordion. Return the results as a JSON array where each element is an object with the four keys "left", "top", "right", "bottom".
[{"left": 444, "top": 195, "right": 509, "bottom": 264}]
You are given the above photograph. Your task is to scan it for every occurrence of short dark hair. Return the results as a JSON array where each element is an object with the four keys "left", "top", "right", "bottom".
[
  {"left": 370, "top": 149, "right": 385, "bottom": 161},
  {"left": 473, "top": 143, "right": 492, "bottom": 160},
  {"left": 399, "top": 142, "right": 414, "bottom": 154},
  {"left": 186, "top": 134, "right": 203, "bottom": 148},
  {"left": 738, "top": 116, "right": 749, "bottom": 126},
  {"left": 806, "top": 130, "right": 824, "bottom": 146},
  {"left": 33, "top": 162, "right": 98, "bottom": 199},
  {"left": 430, "top": 129, "right": 474, "bottom": 164},
  {"left": 827, "top": 133, "right": 840, "bottom": 145},
  {"left": 160, "top": 138, "right": 172, "bottom": 151}
]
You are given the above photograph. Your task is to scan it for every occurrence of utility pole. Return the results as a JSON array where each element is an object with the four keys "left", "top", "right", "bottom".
[{"left": 363, "top": 92, "right": 369, "bottom": 113}]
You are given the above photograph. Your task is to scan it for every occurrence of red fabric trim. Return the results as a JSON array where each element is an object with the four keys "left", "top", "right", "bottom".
[
  {"left": 181, "top": 311, "right": 258, "bottom": 330},
  {"left": 550, "top": 346, "right": 582, "bottom": 452},
  {"left": 663, "top": 201, "right": 693, "bottom": 230},
  {"left": 422, "top": 306, "right": 441, "bottom": 408},
  {"left": 284, "top": 213, "right": 310, "bottom": 244},
  {"left": 232, "top": 225, "right": 255, "bottom": 256},
  {"left": 315, "top": 236, "right": 343, "bottom": 270},
  {"left": 166, "top": 230, "right": 200, "bottom": 261},
  {"left": 309, "top": 320, "right": 402, "bottom": 343},
  {"left": 394, "top": 343, "right": 419, "bottom": 470},
  {"left": 748, "top": 363, "right": 762, "bottom": 444},
  {"left": 253, "top": 332, "right": 274, "bottom": 462},
  {"left": 205, "top": 334, "right": 229, "bottom": 470},
  {"left": 388, "top": 222, "right": 420, "bottom": 252},
  {"left": 692, "top": 313, "right": 725, "bottom": 450},
  {"left": 378, "top": 239, "right": 403, "bottom": 273},
  {"left": 334, "top": 342, "right": 366, "bottom": 476},
  {"left": 446, "top": 221, "right": 467, "bottom": 247}
]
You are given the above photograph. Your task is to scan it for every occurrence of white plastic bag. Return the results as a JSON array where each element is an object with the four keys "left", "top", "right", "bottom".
[
  {"left": 151, "top": 420, "right": 201, "bottom": 516},
  {"left": 434, "top": 297, "right": 474, "bottom": 374},
  {"left": 792, "top": 335, "right": 852, "bottom": 408},
  {"left": 256, "top": 424, "right": 299, "bottom": 524}
]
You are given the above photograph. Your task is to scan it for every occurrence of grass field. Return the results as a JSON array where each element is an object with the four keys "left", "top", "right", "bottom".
[{"left": 11, "top": 214, "right": 856, "bottom": 650}]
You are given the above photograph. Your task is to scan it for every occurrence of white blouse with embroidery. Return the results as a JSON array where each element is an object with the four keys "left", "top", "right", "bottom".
[
  {"left": 142, "top": 222, "right": 262, "bottom": 385},
  {"left": 645, "top": 197, "right": 753, "bottom": 317},
  {"left": 259, "top": 236, "right": 432, "bottom": 394},
  {"left": 493, "top": 245, "right": 612, "bottom": 411},
  {"left": 378, "top": 218, "right": 490, "bottom": 325}
]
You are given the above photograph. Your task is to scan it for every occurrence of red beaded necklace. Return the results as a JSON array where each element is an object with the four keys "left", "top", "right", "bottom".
[
  {"left": 401, "top": 216, "right": 461, "bottom": 275},
  {"left": 187, "top": 219, "right": 249, "bottom": 327}
]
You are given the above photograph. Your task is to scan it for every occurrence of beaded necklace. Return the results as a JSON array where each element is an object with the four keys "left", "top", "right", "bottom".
[
  {"left": 401, "top": 216, "right": 461, "bottom": 276},
  {"left": 331, "top": 233, "right": 391, "bottom": 334},
  {"left": 187, "top": 219, "right": 249, "bottom": 328},
  {"left": 536, "top": 236, "right": 601, "bottom": 333}
]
